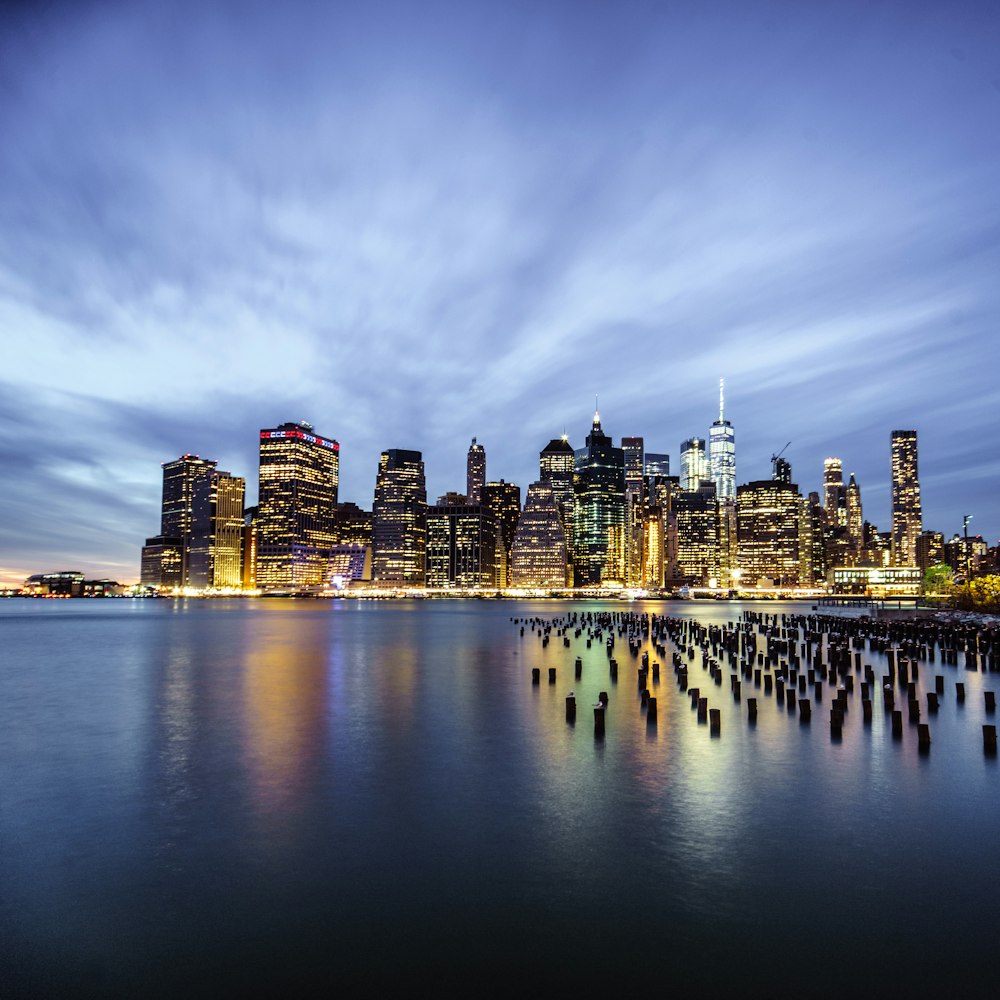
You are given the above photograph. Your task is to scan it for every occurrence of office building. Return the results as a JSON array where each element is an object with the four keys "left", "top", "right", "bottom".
[
  {"left": 671, "top": 483, "right": 718, "bottom": 585},
  {"left": 257, "top": 422, "right": 339, "bottom": 591},
  {"left": 644, "top": 453, "right": 670, "bottom": 477},
  {"left": 160, "top": 454, "right": 217, "bottom": 583},
  {"left": 188, "top": 471, "right": 246, "bottom": 589},
  {"left": 425, "top": 504, "right": 500, "bottom": 589},
  {"left": 510, "top": 481, "right": 570, "bottom": 589},
  {"left": 333, "top": 502, "right": 373, "bottom": 548},
  {"left": 466, "top": 438, "right": 486, "bottom": 504},
  {"left": 737, "top": 473, "right": 807, "bottom": 587},
  {"left": 680, "top": 438, "right": 708, "bottom": 491},
  {"left": 916, "top": 530, "right": 944, "bottom": 575},
  {"left": 621, "top": 437, "right": 645, "bottom": 494},
  {"left": 573, "top": 409, "right": 626, "bottom": 586},
  {"left": 708, "top": 378, "right": 736, "bottom": 500},
  {"left": 845, "top": 473, "right": 863, "bottom": 543},
  {"left": 481, "top": 480, "right": 521, "bottom": 584},
  {"left": 540, "top": 435, "right": 575, "bottom": 534},
  {"left": 891, "top": 430, "right": 922, "bottom": 567},
  {"left": 140, "top": 535, "right": 183, "bottom": 589},
  {"left": 823, "top": 458, "right": 846, "bottom": 528},
  {"left": 372, "top": 449, "right": 427, "bottom": 586}
]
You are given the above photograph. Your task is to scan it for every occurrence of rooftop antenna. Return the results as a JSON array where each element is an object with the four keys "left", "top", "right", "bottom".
[{"left": 719, "top": 377, "right": 725, "bottom": 422}]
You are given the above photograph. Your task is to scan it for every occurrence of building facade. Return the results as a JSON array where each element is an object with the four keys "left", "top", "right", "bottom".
[
  {"left": 680, "top": 438, "right": 708, "bottom": 491},
  {"left": 891, "top": 430, "right": 922, "bottom": 567},
  {"left": 160, "top": 454, "right": 218, "bottom": 584},
  {"left": 573, "top": 411, "right": 626, "bottom": 586},
  {"left": 425, "top": 504, "right": 500, "bottom": 589},
  {"left": 188, "top": 470, "right": 246, "bottom": 589},
  {"left": 708, "top": 378, "right": 736, "bottom": 500},
  {"left": 736, "top": 477, "right": 806, "bottom": 586},
  {"left": 466, "top": 438, "right": 486, "bottom": 504},
  {"left": 257, "top": 422, "right": 339, "bottom": 592},
  {"left": 510, "top": 481, "right": 570, "bottom": 589},
  {"left": 372, "top": 449, "right": 427, "bottom": 586}
]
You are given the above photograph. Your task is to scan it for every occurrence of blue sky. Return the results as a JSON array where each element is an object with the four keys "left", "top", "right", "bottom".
[{"left": 1, "top": 0, "right": 998, "bottom": 584}]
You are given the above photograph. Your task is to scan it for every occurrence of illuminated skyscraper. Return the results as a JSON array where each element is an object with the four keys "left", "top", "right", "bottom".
[
  {"left": 539, "top": 436, "right": 575, "bottom": 536},
  {"left": 573, "top": 409, "right": 626, "bottom": 586},
  {"left": 159, "top": 454, "right": 217, "bottom": 583},
  {"left": 510, "top": 481, "right": 570, "bottom": 589},
  {"left": 845, "top": 473, "right": 863, "bottom": 542},
  {"left": 621, "top": 437, "right": 645, "bottom": 494},
  {"left": 672, "top": 483, "right": 718, "bottom": 585},
  {"left": 481, "top": 480, "right": 521, "bottom": 584},
  {"left": 188, "top": 470, "right": 246, "bottom": 589},
  {"left": 644, "top": 453, "right": 670, "bottom": 477},
  {"left": 425, "top": 504, "right": 500, "bottom": 589},
  {"left": 372, "top": 449, "right": 427, "bottom": 586},
  {"left": 257, "top": 422, "right": 339, "bottom": 592},
  {"left": 621, "top": 437, "right": 645, "bottom": 587},
  {"left": 680, "top": 438, "right": 708, "bottom": 491},
  {"left": 891, "top": 430, "right": 922, "bottom": 567},
  {"left": 708, "top": 378, "right": 736, "bottom": 500},
  {"left": 823, "top": 458, "right": 846, "bottom": 527},
  {"left": 736, "top": 474, "right": 807, "bottom": 587},
  {"left": 466, "top": 438, "right": 486, "bottom": 504}
]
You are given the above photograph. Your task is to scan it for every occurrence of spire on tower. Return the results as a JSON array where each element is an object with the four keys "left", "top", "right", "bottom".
[{"left": 719, "top": 377, "right": 725, "bottom": 422}]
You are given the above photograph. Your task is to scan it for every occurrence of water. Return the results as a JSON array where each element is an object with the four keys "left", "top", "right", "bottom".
[{"left": 2, "top": 598, "right": 998, "bottom": 995}]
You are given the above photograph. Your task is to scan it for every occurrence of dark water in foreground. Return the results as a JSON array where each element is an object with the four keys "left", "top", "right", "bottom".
[{"left": 2, "top": 598, "right": 998, "bottom": 996}]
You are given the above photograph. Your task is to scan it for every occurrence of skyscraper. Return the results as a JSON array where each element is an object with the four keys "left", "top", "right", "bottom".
[
  {"left": 845, "top": 473, "right": 863, "bottom": 543},
  {"left": 891, "top": 430, "right": 922, "bottom": 567},
  {"left": 823, "top": 458, "right": 846, "bottom": 527},
  {"left": 188, "top": 470, "right": 246, "bottom": 589},
  {"left": 466, "top": 438, "right": 486, "bottom": 504},
  {"left": 680, "top": 438, "right": 708, "bottom": 491},
  {"left": 573, "top": 409, "right": 626, "bottom": 586},
  {"left": 621, "top": 437, "right": 645, "bottom": 494},
  {"left": 481, "top": 480, "right": 521, "bottom": 584},
  {"left": 425, "top": 503, "right": 500, "bottom": 589},
  {"left": 708, "top": 378, "right": 736, "bottom": 500},
  {"left": 510, "top": 481, "right": 570, "bottom": 589},
  {"left": 737, "top": 475, "right": 807, "bottom": 587},
  {"left": 644, "top": 453, "right": 670, "bottom": 477},
  {"left": 539, "top": 435, "right": 575, "bottom": 536},
  {"left": 671, "top": 482, "right": 718, "bottom": 585},
  {"left": 257, "top": 422, "right": 339, "bottom": 591},
  {"left": 372, "top": 449, "right": 427, "bottom": 586},
  {"left": 159, "top": 454, "right": 217, "bottom": 583}
]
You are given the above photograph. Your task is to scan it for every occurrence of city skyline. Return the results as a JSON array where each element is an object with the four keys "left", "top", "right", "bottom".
[{"left": 2, "top": 1, "right": 999, "bottom": 584}]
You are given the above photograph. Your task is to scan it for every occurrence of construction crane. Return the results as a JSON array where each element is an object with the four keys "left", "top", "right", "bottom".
[{"left": 771, "top": 442, "right": 791, "bottom": 479}]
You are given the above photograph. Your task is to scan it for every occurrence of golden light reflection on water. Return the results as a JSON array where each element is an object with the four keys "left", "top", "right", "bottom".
[{"left": 242, "top": 612, "right": 330, "bottom": 820}]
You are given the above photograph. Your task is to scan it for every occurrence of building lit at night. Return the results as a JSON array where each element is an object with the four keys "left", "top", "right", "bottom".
[
  {"left": 573, "top": 410, "right": 625, "bottom": 586},
  {"left": 257, "top": 422, "right": 339, "bottom": 592},
  {"left": 510, "top": 481, "right": 570, "bottom": 588},
  {"left": 372, "top": 449, "right": 427, "bottom": 586},
  {"left": 891, "top": 430, "right": 922, "bottom": 567}
]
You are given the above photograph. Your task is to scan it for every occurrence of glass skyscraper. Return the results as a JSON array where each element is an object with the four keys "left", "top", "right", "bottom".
[
  {"left": 707, "top": 378, "right": 735, "bottom": 500},
  {"left": 510, "top": 481, "right": 570, "bottom": 589},
  {"left": 573, "top": 410, "right": 626, "bottom": 586},
  {"left": 257, "top": 422, "right": 339, "bottom": 592},
  {"left": 891, "top": 430, "right": 922, "bottom": 567},
  {"left": 466, "top": 438, "right": 486, "bottom": 504},
  {"left": 680, "top": 438, "right": 708, "bottom": 491},
  {"left": 372, "top": 449, "right": 427, "bottom": 586}
]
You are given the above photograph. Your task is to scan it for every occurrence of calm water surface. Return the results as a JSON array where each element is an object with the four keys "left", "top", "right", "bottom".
[{"left": 2, "top": 598, "right": 998, "bottom": 995}]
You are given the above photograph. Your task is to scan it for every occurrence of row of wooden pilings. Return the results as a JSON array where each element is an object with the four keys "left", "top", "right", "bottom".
[{"left": 516, "top": 609, "right": 999, "bottom": 752}]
